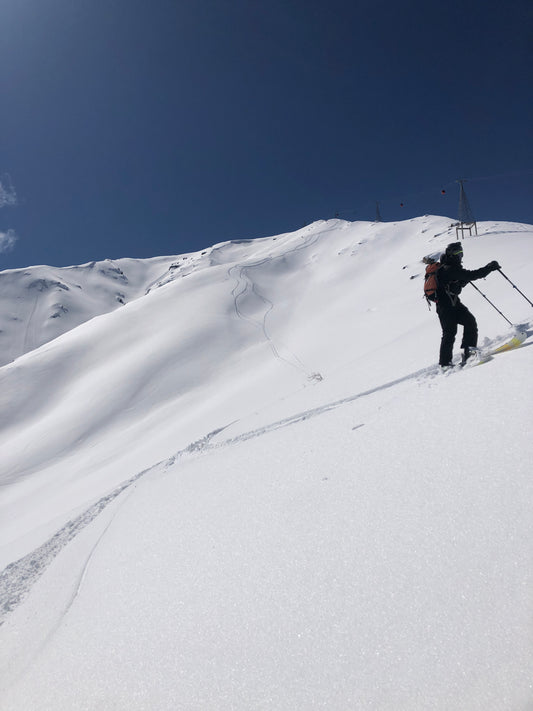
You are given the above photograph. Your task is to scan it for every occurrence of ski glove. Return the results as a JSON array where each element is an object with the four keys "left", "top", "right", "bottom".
[{"left": 487, "top": 261, "right": 501, "bottom": 271}]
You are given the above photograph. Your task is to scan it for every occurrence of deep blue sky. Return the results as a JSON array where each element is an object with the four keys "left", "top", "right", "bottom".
[{"left": 1, "top": 0, "right": 532, "bottom": 269}]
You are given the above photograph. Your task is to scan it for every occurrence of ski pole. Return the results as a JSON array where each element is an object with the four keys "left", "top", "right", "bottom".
[
  {"left": 497, "top": 269, "right": 533, "bottom": 308},
  {"left": 469, "top": 282, "right": 514, "bottom": 326}
]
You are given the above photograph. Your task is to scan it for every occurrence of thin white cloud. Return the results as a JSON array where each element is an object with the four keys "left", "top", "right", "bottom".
[
  {"left": 0, "top": 228, "right": 18, "bottom": 253},
  {"left": 0, "top": 175, "right": 17, "bottom": 208}
]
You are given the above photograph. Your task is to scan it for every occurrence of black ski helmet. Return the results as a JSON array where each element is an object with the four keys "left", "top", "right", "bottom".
[{"left": 444, "top": 242, "right": 463, "bottom": 262}]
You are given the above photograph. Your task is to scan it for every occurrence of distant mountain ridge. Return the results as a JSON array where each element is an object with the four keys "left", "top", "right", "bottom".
[{"left": 0, "top": 255, "right": 183, "bottom": 367}]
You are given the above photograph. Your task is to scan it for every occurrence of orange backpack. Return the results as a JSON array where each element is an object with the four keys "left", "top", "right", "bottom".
[{"left": 423, "top": 258, "right": 441, "bottom": 306}]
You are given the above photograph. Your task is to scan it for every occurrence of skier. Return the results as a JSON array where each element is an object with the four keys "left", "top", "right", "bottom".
[{"left": 436, "top": 242, "right": 500, "bottom": 367}]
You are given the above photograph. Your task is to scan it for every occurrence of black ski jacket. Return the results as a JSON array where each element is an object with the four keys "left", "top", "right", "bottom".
[{"left": 436, "top": 260, "right": 493, "bottom": 306}]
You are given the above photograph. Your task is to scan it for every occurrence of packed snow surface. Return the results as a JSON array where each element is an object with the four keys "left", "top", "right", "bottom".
[{"left": 0, "top": 216, "right": 532, "bottom": 710}]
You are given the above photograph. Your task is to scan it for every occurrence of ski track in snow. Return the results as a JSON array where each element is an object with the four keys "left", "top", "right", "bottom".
[
  {"left": 0, "top": 422, "right": 235, "bottom": 626},
  {"left": 228, "top": 230, "right": 323, "bottom": 380},
  {"left": 4, "top": 491, "right": 136, "bottom": 687},
  {"left": 0, "top": 473, "right": 138, "bottom": 626},
  {"left": 22, "top": 291, "right": 39, "bottom": 356},
  {"left": 229, "top": 260, "right": 309, "bottom": 377},
  {"left": 0, "top": 358, "right": 446, "bottom": 625}
]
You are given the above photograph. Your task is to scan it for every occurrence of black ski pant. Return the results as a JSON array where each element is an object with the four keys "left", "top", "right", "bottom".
[{"left": 437, "top": 300, "right": 478, "bottom": 366}]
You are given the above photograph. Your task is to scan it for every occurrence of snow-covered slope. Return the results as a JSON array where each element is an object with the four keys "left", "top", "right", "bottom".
[{"left": 1, "top": 216, "right": 532, "bottom": 710}]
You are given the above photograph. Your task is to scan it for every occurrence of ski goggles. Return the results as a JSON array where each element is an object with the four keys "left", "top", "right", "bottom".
[{"left": 450, "top": 248, "right": 463, "bottom": 256}]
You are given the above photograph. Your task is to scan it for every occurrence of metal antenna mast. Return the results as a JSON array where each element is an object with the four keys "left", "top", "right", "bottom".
[{"left": 375, "top": 201, "right": 382, "bottom": 223}]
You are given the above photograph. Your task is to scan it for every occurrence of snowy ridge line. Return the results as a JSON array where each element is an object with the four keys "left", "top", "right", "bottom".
[{"left": 0, "top": 363, "right": 438, "bottom": 624}]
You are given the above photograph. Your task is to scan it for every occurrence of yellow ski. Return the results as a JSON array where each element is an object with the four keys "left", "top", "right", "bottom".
[{"left": 491, "top": 332, "right": 527, "bottom": 354}]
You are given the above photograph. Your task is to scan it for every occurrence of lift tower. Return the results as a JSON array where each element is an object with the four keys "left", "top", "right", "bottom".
[{"left": 456, "top": 179, "right": 478, "bottom": 239}]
